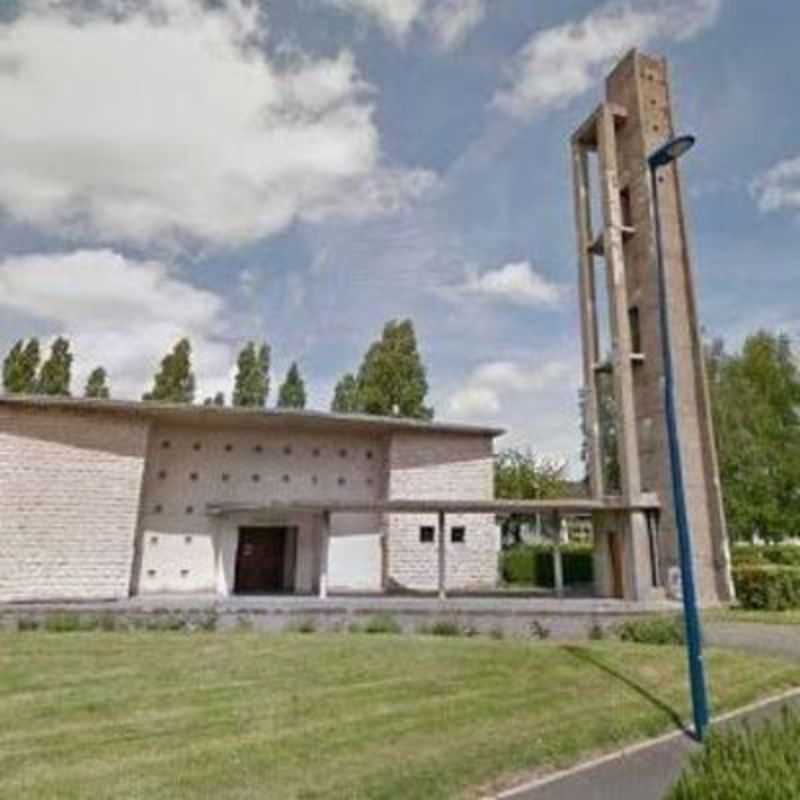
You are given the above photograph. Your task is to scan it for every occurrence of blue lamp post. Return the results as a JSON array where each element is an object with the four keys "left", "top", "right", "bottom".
[{"left": 648, "top": 134, "right": 710, "bottom": 742}]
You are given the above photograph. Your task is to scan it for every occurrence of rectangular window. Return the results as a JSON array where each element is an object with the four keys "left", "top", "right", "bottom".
[
  {"left": 419, "top": 526, "right": 435, "bottom": 543},
  {"left": 450, "top": 526, "right": 466, "bottom": 544},
  {"left": 629, "top": 305, "right": 642, "bottom": 354}
]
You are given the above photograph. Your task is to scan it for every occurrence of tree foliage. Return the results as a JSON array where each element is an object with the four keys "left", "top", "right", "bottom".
[
  {"left": 708, "top": 331, "right": 800, "bottom": 542},
  {"left": 579, "top": 363, "right": 621, "bottom": 494},
  {"left": 84, "top": 367, "right": 110, "bottom": 399},
  {"left": 277, "top": 362, "right": 307, "bottom": 409},
  {"left": 2, "top": 338, "right": 40, "bottom": 394},
  {"left": 203, "top": 392, "right": 225, "bottom": 407},
  {"left": 37, "top": 336, "right": 73, "bottom": 396},
  {"left": 143, "top": 338, "right": 195, "bottom": 404},
  {"left": 330, "top": 320, "right": 433, "bottom": 419},
  {"left": 233, "top": 341, "right": 270, "bottom": 408},
  {"left": 331, "top": 373, "right": 359, "bottom": 413}
]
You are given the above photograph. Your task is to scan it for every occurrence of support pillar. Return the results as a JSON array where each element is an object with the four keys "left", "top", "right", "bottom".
[
  {"left": 437, "top": 510, "right": 446, "bottom": 600},
  {"left": 319, "top": 510, "right": 330, "bottom": 600}
]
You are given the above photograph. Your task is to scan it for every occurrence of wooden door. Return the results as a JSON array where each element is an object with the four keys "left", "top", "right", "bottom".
[{"left": 235, "top": 528, "right": 287, "bottom": 594}]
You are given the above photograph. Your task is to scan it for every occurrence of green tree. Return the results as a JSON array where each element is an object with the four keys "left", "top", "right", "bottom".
[
  {"left": 495, "top": 448, "right": 568, "bottom": 548},
  {"left": 203, "top": 392, "right": 225, "bottom": 406},
  {"left": 3, "top": 338, "right": 41, "bottom": 394},
  {"left": 708, "top": 331, "right": 800, "bottom": 542},
  {"left": 37, "top": 336, "right": 73, "bottom": 396},
  {"left": 233, "top": 342, "right": 270, "bottom": 407},
  {"left": 84, "top": 367, "right": 110, "bottom": 399},
  {"left": 143, "top": 338, "right": 195, "bottom": 403},
  {"left": 331, "top": 373, "right": 360, "bottom": 413},
  {"left": 337, "top": 319, "right": 433, "bottom": 419},
  {"left": 579, "top": 361, "right": 621, "bottom": 494},
  {"left": 277, "top": 362, "right": 307, "bottom": 409}
]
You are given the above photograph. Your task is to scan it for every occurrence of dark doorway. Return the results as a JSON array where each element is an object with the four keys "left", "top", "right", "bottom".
[
  {"left": 608, "top": 531, "right": 625, "bottom": 599},
  {"left": 235, "top": 527, "right": 288, "bottom": 594}
]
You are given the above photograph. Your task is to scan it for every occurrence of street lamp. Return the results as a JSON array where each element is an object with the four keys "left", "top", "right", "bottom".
[{"left": 647, "top": 134, "right": 710, "bottom": 742}]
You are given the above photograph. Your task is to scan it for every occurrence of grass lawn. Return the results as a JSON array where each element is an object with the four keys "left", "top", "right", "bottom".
[
  {"left": 706, "top": 608, "right": 800, "bottom": 625},
  {"left": 1, "top": 632, "right": 799, "bottom": 800}
]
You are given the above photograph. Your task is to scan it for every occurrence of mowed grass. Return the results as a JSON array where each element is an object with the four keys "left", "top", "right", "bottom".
[
  {"left": 706, "top": 608, "right": 800, "bottom": 625},
  {"left": 1, "top": 633, "right": 799, "bottom": 800}
]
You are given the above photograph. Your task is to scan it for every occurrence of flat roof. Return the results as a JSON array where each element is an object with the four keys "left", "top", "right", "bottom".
[{"left": 0, "top": 393, "right": 504, "bottom": 438}]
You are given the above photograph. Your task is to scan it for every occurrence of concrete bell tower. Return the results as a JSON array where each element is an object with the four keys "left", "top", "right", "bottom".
[{"left": 571, "top": 50, "right": 733, "bottom": 605}]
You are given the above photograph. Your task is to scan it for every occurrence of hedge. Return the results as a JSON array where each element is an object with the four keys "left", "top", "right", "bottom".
[
  {"left": 731, "top": 543, "right": 800, "bottom": 568},
  {"left": 732, "top": 565, "right": 800, "bottom": 611},
  {"left": 501, "top": 545, "right": 593, "bottom": 587},
  {"left": 666, "top": 708, "right": 800, "bottom": 799}
]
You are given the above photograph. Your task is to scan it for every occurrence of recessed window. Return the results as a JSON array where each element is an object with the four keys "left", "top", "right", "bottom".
[
  {"left": 312, "top": 448, "right": 321, "bottom": 457},
  {"left": 147, "top": 569, "right": 157, "bottom": 578},
  {"left": 225, "top": 443, "right": 234, "bottom": 452},
  {"left": 254, "top": 444, "right": 263, "bottom": 453},
  {"left": 190, "top": 472, "right": 198, "bottom": 481},
  {"left": 284, "top": 445, "right": 292, "bottom": 455},
  {"left": 186, "top": 505, "right": 194, "bottom": 515},
  {"left": 339, "top": 448, "right": 348, "bottom": 458},
  {"left": 311, "top": 475, "right": 318, "bottom": 485},
  {"left": 161, "top": 440, "right": 170, "bottom": 449},
  {"left": 366, "top": 478, "right": 374, "bottom": 486},
  {"left": 180, "top": 569, "right": 189, "bottom": 578},
  {"left": 365, "top": 450, "right": 373, "bottom": 460},
  {"left": 451, "top": 526, "right": 466, "bottom": 544},
  {"left": 282, "top": 474, "right": 291, "bottom": 484},
  {"left": 157, "top": 469, "right": 167, "bottom": 480},
  {"left": 337, "top": 476, "right": 346, "bottom": 486},
  {"left": 221, "top": 473, "right": 230, "bottom": 482},
  {"left": 629, "top": 305, "right": 642, "bottom": 354},
  {"left": 153, "top": 504, "right": 163, "bottom": 514},
  {"left": 150, "top": 535, "right": 159, "bottom": 545},
  {"left": 193, "top": 442, "right": 202, "bottom": 451},
  {"left": 252, "top": 474, "right": 261, "bottom": 483},
  {"left": 184, "top": 535, "right": 193, "bottom": 544},
  {"left": 419, "top": 526, "right": 435, "bottom": 544}
]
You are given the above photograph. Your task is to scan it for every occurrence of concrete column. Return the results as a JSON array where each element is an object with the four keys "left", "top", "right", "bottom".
[
  {"left": 437, "top": 510, "right": 446, "bottom": 600},
  {"left": 319, "top": 511, "right": 330, "bottom": 600},
  {"left": 553, "top": 541, "right": 564, "bottom": 598}
]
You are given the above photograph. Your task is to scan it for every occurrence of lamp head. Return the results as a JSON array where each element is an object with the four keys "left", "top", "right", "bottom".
[{"left": 648, "top": 135, "right": 696, "bottom": 169}]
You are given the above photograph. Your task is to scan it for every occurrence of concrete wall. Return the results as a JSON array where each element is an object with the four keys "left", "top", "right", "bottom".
[
  {"left": 0, "top": 406, "right": 148, "bottom": 602},
  {"left": 386, "top": 432, "right": 500, "bottom": 591},
  {"left": 135, "top": 424, "right": 387, "bottom": 594}
]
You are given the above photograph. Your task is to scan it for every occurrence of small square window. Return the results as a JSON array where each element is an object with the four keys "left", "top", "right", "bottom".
[
  {"left": 337, "top": 476, "right": 346, "bottom": 486},
  {"left": 254, "top": 444, "right": 263, "bottom": 453},
  {"left": 153, "top": 504, "right": 163, "bottom": 514},
  {"left": 451, "top": 526, "right": 466, "bottom": 544},
  {"left": 147, "top": 569, "right": 157, "bottom": 578},
  {"left": 193, "top": 442, "right": 202, "bottom": 451},
  {"left": 225, "top": 443, "right": 234, "bottom": 452},
  {"left": 184, "top": 535, "right": 193, "bottom": 544},
  {"left": 284, "top": 445, "right": 292, "bottom": 455},
  {"left": 221, "top": 473, "right": 230, "bottom": 482},
  {"left": 252, "top": 474, "right": 260, "bottom": 483},
  {"left": 150, "top": 535, "right": 159, "bottom": 545},
  {"left": 311, "top": 475, "right": 319, "bottom": 485},
  {"left": 339, "top": 448, "right": 348, "bottom": 458},
  {"left": 161, "top": 440, "right": 170, "bottom": 449},
  {"left": 190, "top": 472, "right": 198, "bottom": 481},
  {"left": 180, "top": 569, "right": 189, "bottom": 578},
  {"left": 157, "top": 469, "right": 167, "bottom": 480},
  {"left": 419, "top": 526, "right": 435, "bottom": 544},
  {"left": 185, "top": 505, "right": 194, "bottom": 515},
  {"left": 282, "top": 474, "right": 290, "bottom": 484},
  {"left": 366, "top": 450, "right": 374, "bottom": 460},
  {"left": 312, "top": 447, "right": 321, "bottom": 457}
]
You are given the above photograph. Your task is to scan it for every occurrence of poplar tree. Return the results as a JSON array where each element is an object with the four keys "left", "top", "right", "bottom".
[
  {"left": 233, "top": 342, "right": 270, "bottom": 407},
  {"left": 331, "top": 373, "right": 359, "bottom": 413},
  {"left": 277, "top": 362, "right": 307, "bottom": 409},
  {"left": 143, "top": 338, "right": 195, "bottom": 403},
  {"left": 37, "top": 336, "right": 73, "bottom": 396},
  {"left": 3, "top": 338, "right": 40, "bottom": 394},
  {"left": 84, "top": 367, "right": 110, "bottom": 399}
]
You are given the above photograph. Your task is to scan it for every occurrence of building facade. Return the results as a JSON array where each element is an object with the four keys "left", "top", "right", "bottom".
[{"left": 0, "top": 396, "right": 501, "bottom": 603}]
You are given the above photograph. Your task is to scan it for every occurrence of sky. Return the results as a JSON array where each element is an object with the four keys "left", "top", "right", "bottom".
[{"left": 0, "top": 0, "right": 798, "bottom": 475}]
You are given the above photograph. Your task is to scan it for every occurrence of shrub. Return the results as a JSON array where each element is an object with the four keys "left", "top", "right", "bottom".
[
  {"left": 420, "top": 620, "right": 463, "bottom": 637},
  {"left": 44, "top": 613, "right": 87, "bottom": 633},
  {"left": 732, "top": 544, "right": 800, "bottom": 568},
  {"left": 501, "top": 544, "right": 593, "bottom": 587},
  {"left": 665, "top": 707, "right": 800, "bottom": 799},
  {"left": 363, "top": 614, "right": 402, "bottom": 635},
  {"left": 732, "top": 565, "right": 800, "bottom": 611},
  {"left": 288, "top": 618, "right": 316, "bottom": 634},
  {"left": 616, "top": 615, "right": 685, "bottom": 645}
]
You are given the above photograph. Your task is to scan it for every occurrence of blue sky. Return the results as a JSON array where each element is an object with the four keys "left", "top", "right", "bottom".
[{"left": 0, "top": 0, "right": 798, "bottom": 472}]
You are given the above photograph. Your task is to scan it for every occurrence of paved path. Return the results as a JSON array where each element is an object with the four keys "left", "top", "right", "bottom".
[
  {"left": 498, "top": 690, "right": 800, "bottom": 800},
  {"left": 498, "top": 621, "right": 800, "bottom": 800}
]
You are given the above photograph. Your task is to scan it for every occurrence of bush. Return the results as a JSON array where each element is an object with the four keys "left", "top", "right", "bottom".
[
  {"left": 362, "top": 614, "right": 402, "bottom": 635},
  {"left": 501, "top": 544, "right": 593, "bottom": 587},
  {"left": 733, "top": 565, "right": 800, "bottom": 611},
  {"left": 616, "top": 615, "right": 685, "bottom": 646},
  {"left": 419, "top": 620, "right": 463, "bottom": 637},
  {"left": 732, "top": 544, "right": 800, "bottom": 568},
  {"left": 665, "top": 707, "right": 800, "bottom": 799}
]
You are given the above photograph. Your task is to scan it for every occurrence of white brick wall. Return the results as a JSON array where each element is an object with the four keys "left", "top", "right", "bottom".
[
  {"left": 136, "top": 424, "right": 387, "bottom": 594},
  {"left": 0, "top": 406, "right": 148, "bottom": 602},
  {"left": 386, "top": 432, "right": 500, "bottom": 591}
]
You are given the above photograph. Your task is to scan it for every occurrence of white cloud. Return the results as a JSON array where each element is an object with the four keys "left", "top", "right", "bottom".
[
  {"left": 457, "top": 261, "right": 565, "bottom": 307},
  {"left": 0, "top": 0, "right": 432, "bottom": 246},
  {"left": 751, "top": 155, "right": 800, "bottom": 216},
  {"left": 449, "top": 358, "right": 573, "bottom": 417},
  {"left": 328, "top": 0, "right": 486, "bottom": 49},
  {"left": 0, "top": 249, "right": 236, "bottom": 399},
  {"left": 493, "top": 0, "right": 722, "bottom": 119}
]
